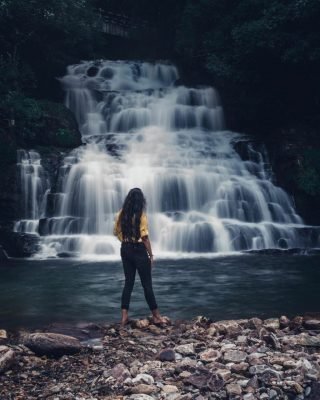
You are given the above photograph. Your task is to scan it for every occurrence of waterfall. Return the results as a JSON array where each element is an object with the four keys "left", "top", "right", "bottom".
[
  {"left": 17, "top": 60, "right": 319, "bottom": 258},
  {"left": 15, "top": 149, "right": 50, "bottom": 234}
]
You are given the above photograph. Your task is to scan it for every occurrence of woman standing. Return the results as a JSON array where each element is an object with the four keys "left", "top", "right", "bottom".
[{"left": 113, "top": 188, "right": 164, "bottom": 326}]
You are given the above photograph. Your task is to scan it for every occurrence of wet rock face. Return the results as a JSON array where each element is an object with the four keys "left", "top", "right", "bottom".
[
  {"left": 0, "top": 232, "right": 40, "bottom": 257},
  {"left": 1, "top": 314, "right": 320, "bottom": 399}
]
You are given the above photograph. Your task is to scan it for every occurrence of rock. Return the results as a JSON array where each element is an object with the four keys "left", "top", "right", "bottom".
[
  {"left": 184, "top": 371, "right": 224, "bottom": 391},
  {"left": 184, "top": 373, "right": 208, "bottom": 389},
  {"left": 304, "top": 319, "right": 320, "bottom": 330},
  {"left": 110, "top": 363, "right": 131, "bottom": 383},
  {"left": 309, "top": 382, "right": 320, "bottom": 400},
  {"left": 290, "top": 316, "right": 303, "bottom": 330},
  {"left": 226, "top": 383, "right": 242, "bottom": 396},
  {"left": 157, "top": 348, "right": 176, "bottom": 362},
  {"left": 130, "top": 384, "right": 157, "bottom": 395},
  {"left": 263, "top": 332, "right": 281, "bottom": 350},
  {"left": 281, "top": 333, "right": 320, "bottom": 347},
  {"left": 231, "top": 362, "right": 249, "bottom": 373},
  {"left": 249, "top": 364, "right": 269, "bottom": 375},
  {"left": 207, "top": 324, "right": 217, "bottom": 336},
  {"left": 283, "top": 360, "right": 298, "bottom": 369},
  {"left": 263, "top": 318, "right": 280, "bottom": 330},
  {"left": 175, "top": 343, "right": 195, "bottom": 356},
  {"left": 0, "top": 330, "right": 7, "bottom": 343},
  {"left": 216, "top": 368, "right": 231, "bottom": 381},
  {"left": 213, "top": 320, "right": 242, "bottom": 336},
  {"left": 260, "top": 369, "right": 282, "bottom": 384},
  {"left": 0, "top": 245, "right": 9, "bottom": 260},
  {"left": 1, "top": 232, "right": 40, "bottom": 257},
  {"left": 247, "top": 318, "right": 263, "bottom": 330},
  {"left": 236, "top": 335, "right": 248, "bottom": 344},
  {"left": 279, "top": 315, "right": 290, "bottom": 328},
  {"left": 207, "top": 373, "right": 224, "bottom": 391},
  {"left": 133, "top": 319, "right": 150, "bottom": 329},
  {"left": 246, "top": 375, "right": 259, "bottom": 391},
  {"left": 243, "top": 394, "right": 256, "bottom": 400},
  {"left": 132, "top": 373, "right": 154, "bottom": 385},
  {"left": 23, "top": 332, "right": 81, "bottom": 357},
  {"left": 129, "top": 395, "right": 155, "bottom": 400},
  {"left": 0, "top": 346, "right": 15, "bottom": 373},
  {"left": 199, "top": 349, "right": 221, "bottom": 363},
  {"left": 269, "top": 389, "right": 278, "bottom": 399},
  {"left": 224, "top": 350, "right": 247, "bottom": 363},
  {"left": 162, "top": 385, "right": 179, "bottom": 393},
  {"left": 179, "top": 371, "right": 192, "bottom": 378}
]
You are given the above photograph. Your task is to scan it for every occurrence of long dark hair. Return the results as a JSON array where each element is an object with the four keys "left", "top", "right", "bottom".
[{"left": 120, "top": 188, "right": 146, "bottom": 241}]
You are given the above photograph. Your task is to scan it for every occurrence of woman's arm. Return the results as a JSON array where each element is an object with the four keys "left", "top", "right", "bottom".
[{"left": 142, "top": 236, "right": 154, "bottom": 266}]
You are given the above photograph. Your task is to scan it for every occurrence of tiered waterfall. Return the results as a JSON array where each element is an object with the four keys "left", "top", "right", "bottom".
[{"left": 16, "top": 61, "right": 319, "bottom": 258}]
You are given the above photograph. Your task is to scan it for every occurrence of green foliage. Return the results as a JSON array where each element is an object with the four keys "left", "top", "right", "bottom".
[
  {"left": 54, "top": 128, "right": 78, "bottom": 148},
  {"left": 0, "top": 91, "right": 43, "bottom": 143},
  {"left": 175, "top": 0, "right": 320, "bottom": 127},
  {"left": 0, "top": 132, "right": 17, "bottom": 165},
  {"left": 0, "top": 0, "right": 104, "bottom": 97},
  {"left": 297, "top": 149, "right": 320, "bottom": 196}
]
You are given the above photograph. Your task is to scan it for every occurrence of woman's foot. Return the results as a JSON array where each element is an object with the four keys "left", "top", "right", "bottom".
[
  {"left": 151, "top": 309, "right": 167, "bottom": 325},
  {"left": 121, "top": 309, "right": 129, "bottom": 326}
]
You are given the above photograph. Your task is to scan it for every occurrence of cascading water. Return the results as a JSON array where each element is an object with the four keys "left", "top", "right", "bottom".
[
  {"left": 19, "top": 60, "right": 318, "bottom": 258},
  {"left": 15, "top": 149, "right": 50, "bottom": 234}
]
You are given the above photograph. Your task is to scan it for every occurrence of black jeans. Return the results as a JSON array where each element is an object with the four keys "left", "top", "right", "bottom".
[{"left": 120, "top": 242, "right": 158, "bottom": 311}]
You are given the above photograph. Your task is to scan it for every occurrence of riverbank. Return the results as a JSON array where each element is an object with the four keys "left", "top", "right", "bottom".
[{"left": 1, "top": 314, "right": 320, "bottom": 400}]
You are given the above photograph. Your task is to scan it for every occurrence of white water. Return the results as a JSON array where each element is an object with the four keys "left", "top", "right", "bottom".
[
  {"left": 15, "top": 149, "right": 49, "bottom": 234},
  {"left": 16, "top": 61, "right": 319, "bottom": 258}
]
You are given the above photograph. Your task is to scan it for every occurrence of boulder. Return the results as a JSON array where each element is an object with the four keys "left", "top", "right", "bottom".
[
  {"left": 0, "top": 346, "right": 15, "bottom": 373},
  {"left": 23, "top": 332, "right": 82, "bottom": 357}
]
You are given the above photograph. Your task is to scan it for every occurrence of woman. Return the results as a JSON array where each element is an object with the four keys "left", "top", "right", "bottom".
[{"left": 113, "top": 188, "right": 164, "bottom": 326}]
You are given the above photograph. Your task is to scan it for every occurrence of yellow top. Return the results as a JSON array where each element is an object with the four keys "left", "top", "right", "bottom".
[{"left": 113, "top": 210, "right": 149, "bottom": 242}]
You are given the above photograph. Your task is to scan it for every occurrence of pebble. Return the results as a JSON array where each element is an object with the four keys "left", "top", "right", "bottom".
[
  {"left": 174, "top": 343, "right": 195, "bottom": 355},
  {"left": 224, "top": 349, "right": 247, "bottom": 362},
  {"left": 132, "top": 373, "right": 154, "bottom": 385},
  {"left": 1, "top": 314, "right": 319, "bottom": 399}
]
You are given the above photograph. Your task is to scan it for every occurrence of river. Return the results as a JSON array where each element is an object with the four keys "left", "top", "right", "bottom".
[{"left": 1, "top": 254, "right": 319, "bottom": 329}]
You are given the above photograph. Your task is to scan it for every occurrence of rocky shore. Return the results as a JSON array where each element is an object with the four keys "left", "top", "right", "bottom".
[{"left": 1, "top": 315, "right": 320, "bottom": 400}]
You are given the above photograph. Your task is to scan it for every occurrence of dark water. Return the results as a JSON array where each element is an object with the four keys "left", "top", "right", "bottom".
[{"left": 0, "top": 255, "right": 319, "bottom": 329}]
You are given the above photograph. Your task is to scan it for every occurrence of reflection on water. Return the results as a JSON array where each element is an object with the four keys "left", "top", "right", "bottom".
[{"left": 0, "top": 255, "right": 319, "bottom": 329}]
